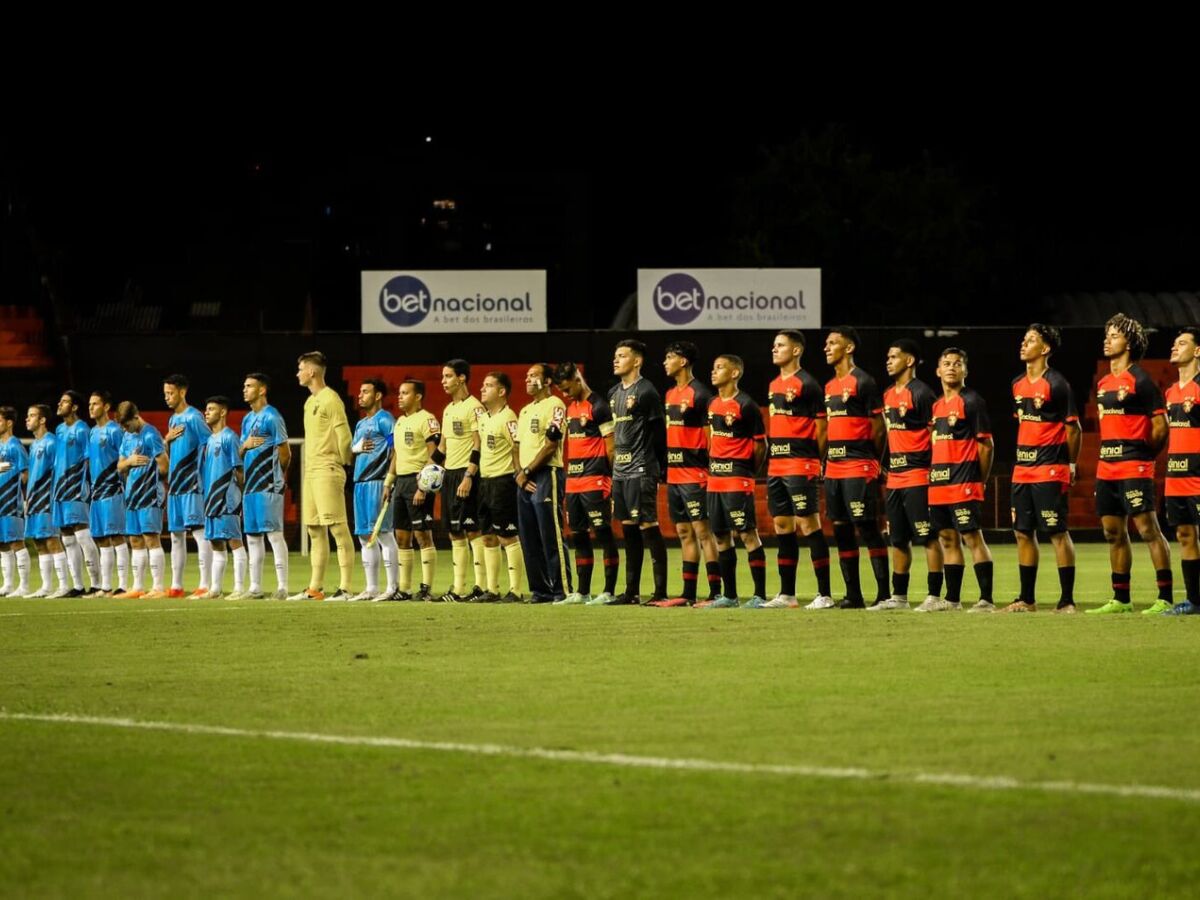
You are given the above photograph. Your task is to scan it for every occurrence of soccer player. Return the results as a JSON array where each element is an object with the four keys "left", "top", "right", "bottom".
[
  {"left": 163, "top": 374, "right": 213, "bottom": 598},
  {"left": 436, "top": 360, "right": 486, "bottom": 602},
  {"left": 554, "top": 361, "right": 619, "bottom": 606},
  {"left": 200, "top": 397, "right": 245, "bottom": 598},
  {"left": 349, "top": 378, "right": 397, "bottom": 601},
  {"left": 85, "top": 391, "right": 129, "bottom": 596},
  {"left": 240, "top": 373, "right": 291, "bottom": 599},
  {"left": 657, "top": 342, "right": 718, "bottom": 607},
  {"left": 291, "top": 351, "right": 354, "bottom": 601},
  {"left": 1003, "top": 324, "right": 1081, "bottom": 614},
  {"left": 116, "top": 401, "right": 168, "bottom": 598},
  {"left": 0, "top": 407, "right": 31, "bottom": 597},
  {"left": 1164, "top": 326, "right": 1200, "bottom": 615},
  {"left": 921, "top": 348, "right": 995, "bottom": 613},
  {"left": 819, "top": 326, "right": 888, "bottom": 609},
  {"left": 608, "top": 339, "right": 668, "bottom": 605},
  {"left": 25, "top": 404, "right": 69, "bottom": 597},
  {"left": 476, "top": 371, "right": 525, "bottom": 602},
  {"left": 1091, "top": 314, "right": 1172, "bottom": 614},
  {"left": 875, "top": 339, "right": 942, "bottom": 611},
  {"left": 383, "top": 379, "right": 440, "bottom": 601},
  {"left": 764, "top": 330, "right": 831, "bottom": 609},
  {"left": 53, "top": 389, "right": 98, "bottom": 594},
  {"left": 701, "top": 354, "right": 767, "bottom": 607},
  {"left": 515, "top": 363, "right": 572, "bottom": 603}
]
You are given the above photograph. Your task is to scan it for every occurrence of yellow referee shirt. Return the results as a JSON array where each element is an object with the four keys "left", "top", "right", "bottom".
[
  {"left": 517, "top": 395, "right": 566, "bottom": 469},
  {"left": 303, "top": 386, "right": 352, "bottom": 475},
  {"left": 442, "top": 395, "right": 484, "bottom": 470},
  {"left": 393, "top": 409, "right": 441, "bottom": 476},
  {"left": 479, "top": 406, "right": 518, "bottom": 478}
]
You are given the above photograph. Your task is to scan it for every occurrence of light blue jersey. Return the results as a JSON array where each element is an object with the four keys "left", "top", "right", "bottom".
[
  {"left": 54, "top": 418, "right": 90, "bottom": 503},
  {"left": 122, "top": 425, "right": 165, "bottom": 510},
  {"left": 203, "top": 427, "right": 242, "bottom": 541},
  {"left": 0, "top": 436, "right": 29, "bottom": 542},
  {"left": 88, "top": 421, "right": 125, "bottom": 500},
  {"left": 167, "top": 405, "right": 209, "bottom": 497},
  {"left": 26, "top": 433, "right": 58, "bottom": 540},
  {"left": 241, "top": 405, "right": 288, "bottom": 496},
  {"left": 353, "top": 409, "right": 395, "bottom": 483}
]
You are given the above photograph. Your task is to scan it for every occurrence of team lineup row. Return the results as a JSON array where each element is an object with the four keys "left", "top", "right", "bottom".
[{"left": 2, "top": 312, "right": 1199, "bottom": 614}]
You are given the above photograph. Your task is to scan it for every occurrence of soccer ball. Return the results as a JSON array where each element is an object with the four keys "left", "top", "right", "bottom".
[{"left": 417, "top": 463, "right": 445, "bottom": 493}]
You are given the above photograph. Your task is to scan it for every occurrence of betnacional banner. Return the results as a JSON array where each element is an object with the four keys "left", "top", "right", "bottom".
[
  {"left": 637, "top": 268, "right": 821, "bottom": 330},
  {"left": 362, "top": 270, "right": 547, "bottom": 333}
]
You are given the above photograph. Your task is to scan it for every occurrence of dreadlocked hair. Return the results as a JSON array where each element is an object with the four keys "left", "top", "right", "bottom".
[{"left": 1106, "top": 313, "right": 1149, "bottom": 359}]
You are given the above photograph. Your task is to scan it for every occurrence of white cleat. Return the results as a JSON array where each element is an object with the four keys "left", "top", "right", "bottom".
[
  {"left": 914, "top": 597, "right": 962, "bottom": 612},
  {"left": 348, "top": 590, "right": 375, "bottom": 602},
  {"left": 271, "top": 589, "right": 289, "bottom": 600},
  {"left": 968, "top": 600, "right": 997, "bottom": 614},
  {"left": 201, "top": 590, "right": 223, "bottom": 600},
  {"left": 867, "top": 596, "right": 910, "bottom": 611},
  {"left": 804, "top": 594, "right": 836, "bottom": 610},
  {"left": 27, "top": 587, "right": 50, "bottom": 599},
  {"left": 371, "top": 590, "right": 397, "bottom": 602},
  {"left": 48, "top": 586, "right": 71, "bottom": 599},
  {"left": 762, "top": 594, "right": 798, "bottom": 609},
  {"left": 226, "top": 590, "right": 247, "bottom": 601}
]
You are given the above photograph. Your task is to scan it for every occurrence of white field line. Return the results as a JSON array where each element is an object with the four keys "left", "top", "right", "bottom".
[{"left": 2, "top": 711, "right": 1197, "bottom": 804}]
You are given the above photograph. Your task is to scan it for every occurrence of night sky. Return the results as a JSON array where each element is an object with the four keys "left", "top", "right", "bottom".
[{"left": 5, "top": 119, "right": 1198, "bottom": 331}]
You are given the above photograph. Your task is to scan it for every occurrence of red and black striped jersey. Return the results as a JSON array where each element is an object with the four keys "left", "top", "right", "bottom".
[
  {"left": 665, "top": 378, "right": 712, "bottom": 486},
  {"left": 884, "top": 377, "right": 936, "bottom": 489},
  {"left": 767, "top": 369, "right": 824, "bottom": 477},
  {"left": 565, "top": 393, "right": 614, "bottom": 494},
  {"left": 1165, "top": 375, "right": 1200, "bottom": 496},
  {"left": 708, "top": 391, "right": 765, "bottom": 493},
  {"left": 929, "top": 388, "right": 991, "bottom": 505},
  {"left": 1097, "top": 364, "right": 1164, "bottom": 481},
  {"left": 1012, "top": 368, "right": 1078, "bottom": 485},
  {"left": 824, "top": 367, "right": 882, "bottom": 480}
]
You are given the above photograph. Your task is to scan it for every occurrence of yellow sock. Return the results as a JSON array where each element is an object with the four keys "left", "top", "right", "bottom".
[
  {"left": 504, "top": 541, "right": 525, "bottom": 595},
  {"left": 420, "top": 546, "right": 437, "bottom": 589},
  {"left": 484, "top": 545, "right": 503, "bottom": 594},
  {"left": 451, "top": 538, "right": 468, "bottom": 594},
  {"left": 331, "top": 522, "right": 355, "bottom": 591},
  {"left": 308, "top": 527, "right": 327, "bottom": 590},
  {"left": 398, "top": 548, "right": 414, "bottom": 592},
  {"left": 470, "top": 536, "right": 487, "bottom": 591}
]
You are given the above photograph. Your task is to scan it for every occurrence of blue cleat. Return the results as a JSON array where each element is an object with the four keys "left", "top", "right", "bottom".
[
  {"left": 742, "top": 596, "right": 768, "bottom": 608},
  {"left": 708, "top": 595, "right": 740, "bottom": 609},
  {"left": 1164, "top": 600, "right": 1199, "bottom": 615}
]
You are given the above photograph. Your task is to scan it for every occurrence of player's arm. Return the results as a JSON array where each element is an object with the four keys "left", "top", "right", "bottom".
[
  {"left": 333, "top": 408, "right": 353, "bottom": 467},
  {"left": 604, "top": 433, "right": 615, "bottom": 467},
  {"left": 412, "top": 430, "right": 441, "bottom": 504},
  {"left": 871, "top": 413, "right": 885, "bottom": 456},
  {"left": 1150, "top": 413, "right": 1168, "bottom": 453},
  {"left": 978, "top": 437, "right": 994, "bottom": 482},
  {"left": 752, "top": 436, "right": 767, "bottom": 473},
  {"left": 815, "top": 418, "right": 828, "bottom": 460}
]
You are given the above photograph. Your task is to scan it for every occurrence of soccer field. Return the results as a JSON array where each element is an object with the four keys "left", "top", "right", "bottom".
[{"left": 2, "top": 543, "right": 1198, "bottom": 897}]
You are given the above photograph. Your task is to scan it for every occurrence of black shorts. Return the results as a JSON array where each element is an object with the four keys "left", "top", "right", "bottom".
[
  {"left": 391, "top": 474, "right": 435, "bottom": 531},
  {"left": 931, "top": 501, "right": 982, "bottom": 534},
  {"left": 478, "top": 475, "right": 519, "bottom": 536},
  {"left": 1096, "top": 478, "right": 1156, "bottom": 519},
  {"left": 612, "top": 476, "right": 658, "bottom": 525},
  {"left": 1166, "top": 495, "right": 1200, "bottom": 527},
  {"left": 566, "top": 489, "right": 612, "bottom": 533},
  {"left": 441, "top": 467, "right": 480, "bottom": 533},
  {"left": 767, "top": 475, "right": 821, "bottom": 519},
  {"left": 825, "top": 477, "right": 878, "bottom": 523},
  {"left": 886, "top": 486, "right": 933, "bottom": 547},
  {"left": 1011, "top": 481, "right": 1069, "bottom": 534},
  {"left": 667, "top": 483, "right": 707, "bottom": 524},
  {"left": 707, "top": 490, "right": 756, "bottom": 534}
]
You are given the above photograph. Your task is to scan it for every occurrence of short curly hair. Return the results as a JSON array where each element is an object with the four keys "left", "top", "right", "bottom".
[{"left": 1105, "top": 313, "right": 1148, "bottom": 359}]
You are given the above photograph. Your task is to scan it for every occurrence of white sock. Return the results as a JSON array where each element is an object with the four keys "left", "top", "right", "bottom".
[
  {"left": 62, "top": 535, "right": 84, "bottom": 589},
  {"left": 193, "top": 530, "right": 212, "bottom": 590},
  {"left": 53, "top": 552, "right": 69, "bottom": 590},
  {"left": 115, "top": 542, "right": 130, "bottom": 590},
  {"left": 16, "top": 548, "right": 30, "bottom": 592},
  {"left": 170, "top": 531, "right": 188, "bottom": 590},
  {"left": 75, "top": 528, "right": 99, "bottom": 584},
  {"left": 1, "top": 550, "right": 14, "bottom": 591},
  {"left": 131, "top": 548, "right": 148, "bottom": 592},
  {"left": 211, "top": 549, "right": 227, "bottom": 594},
  {"left": 149, "top": 546, "right": 165, "bottom": 591},
  {"left": 268, "top": 531, "right": 289, "bottom": 591},
  {"left": 246, "top": 535, "right": 265, "bottom": 593},
  {"left": 39, "top": 553, "right": 54, "bottom": 591},
  {"left": 378, "top": 531, "right": 399, "bottom": 593},
  {"left": 361, "top": 541, "right": 380, "bottom": 594},
  {"left": 232, "top": 546, "right": 247, "bottom": 592},
  {"left": 99, "top": 546, "right": 115, "bottom": 591}
]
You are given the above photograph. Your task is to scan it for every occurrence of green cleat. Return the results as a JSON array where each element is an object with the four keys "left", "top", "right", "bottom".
[
  {"left": 585, "top": 592, "right": 613, "bottom": 606},
  {"left": 555, "top": 592, "right": 590, "bottom": 605},
  {"left": 1087, "top": 599, "right": 1134, "bottom": 615},
  {"left": 1142, "top": 599, "right": 1176, "bottom": 615}
]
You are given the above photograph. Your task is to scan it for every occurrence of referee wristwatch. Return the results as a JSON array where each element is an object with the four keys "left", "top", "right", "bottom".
[{"left": 522, "top": 466, "right": 533, "bottom": 477}]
